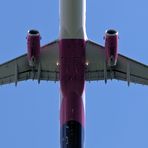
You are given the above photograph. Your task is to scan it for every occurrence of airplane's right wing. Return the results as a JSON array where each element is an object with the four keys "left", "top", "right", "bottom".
[
  {"left": 0, "top": 40, "right": 59, "bottom": 86},
  {"left": 85, "top": 40, "right": 148, "bottom": 85}
]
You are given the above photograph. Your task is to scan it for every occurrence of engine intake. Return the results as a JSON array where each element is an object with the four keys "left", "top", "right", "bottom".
[
  {"left": 105, "top": 29, "right": 118, "bottom": 36},
  {"left": 28, "top": 30, "right": 40, "bottom": 36}
]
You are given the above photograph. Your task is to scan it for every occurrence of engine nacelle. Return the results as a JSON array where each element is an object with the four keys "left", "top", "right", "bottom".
[
  {"left": 104, "top": 29, "right": 118, "bottom": 67},
  {"left": 27, "top": 29, "right": 41, "bottom": 67}
]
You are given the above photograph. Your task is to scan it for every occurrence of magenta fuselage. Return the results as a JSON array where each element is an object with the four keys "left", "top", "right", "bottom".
[
  {"left": 59, "top": 39, "right": 86, "bottom": 148},
  {"left": 59, "top": 0, "right": 86, "bottom": 147}
]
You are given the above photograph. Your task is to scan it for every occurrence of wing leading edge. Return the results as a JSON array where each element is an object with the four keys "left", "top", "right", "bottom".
[
  {"left": 0, "top": 40, "right": 59, "bottom": 86},
  {"left": 85, "top": 40, "right": 148, "bottom": 85}
]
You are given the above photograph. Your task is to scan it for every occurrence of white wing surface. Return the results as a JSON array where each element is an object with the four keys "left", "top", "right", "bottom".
[
  {"left": 0, "top": 40, "right": 59, "bottom": 86},
  {"left": 85, "top": 40, "right": 148, "bottom": 85}
]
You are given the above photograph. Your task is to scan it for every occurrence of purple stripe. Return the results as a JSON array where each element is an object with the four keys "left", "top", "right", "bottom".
[{"left": 59, "top": 39, "right": 86, "bottom": 127}]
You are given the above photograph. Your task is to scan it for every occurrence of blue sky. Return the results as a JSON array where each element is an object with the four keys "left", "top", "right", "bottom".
[{"left": 0, "top": 0, "right": 148, "bottom": 148}]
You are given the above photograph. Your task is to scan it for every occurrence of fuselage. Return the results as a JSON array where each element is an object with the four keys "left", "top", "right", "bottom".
[{"left": 59, "top": 0, "right": 86, "bottom": 147}]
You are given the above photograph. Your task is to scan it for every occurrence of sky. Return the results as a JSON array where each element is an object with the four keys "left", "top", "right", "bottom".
[{"left": 0, "top": 0, "right": 148, "bottom": 148}]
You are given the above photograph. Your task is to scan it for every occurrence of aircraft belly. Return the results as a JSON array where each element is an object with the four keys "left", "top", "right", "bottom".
[{"left": 59, "top": 39, "right": 86, "bottom": 148}]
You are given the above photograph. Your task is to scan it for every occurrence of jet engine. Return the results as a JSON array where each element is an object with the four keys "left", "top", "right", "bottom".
[
  {"left": 104, "top": 29, "right": 118, "bottom": 67},
  {"left": 27, "top": 29, "right": 41, "bottom": 67}
]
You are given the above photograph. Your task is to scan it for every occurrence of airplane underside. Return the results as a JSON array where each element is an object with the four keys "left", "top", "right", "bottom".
[{"left": 0, "top": 0, "right": 148, "bottom": 148}]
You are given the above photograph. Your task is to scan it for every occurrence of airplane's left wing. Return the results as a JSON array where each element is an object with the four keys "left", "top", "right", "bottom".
[
  {"left": 113, "top": 54, "right": 148, "bottom": 85},
  {"left": 0, "top": 40, "right": 59, "bottom": 86},
  {"left": 85, "top": 40, "right": 148, "bottom": 85}
]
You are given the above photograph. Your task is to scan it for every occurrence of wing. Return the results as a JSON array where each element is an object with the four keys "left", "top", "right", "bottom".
[
  {"left": 85, "top": 40, "right": 148, "bottom": 85},
  {"left": 0, "top": 40, "right": 59, "bottom": 86},
  {"left": 85, "top": 40, "right": 110, "bottom": 81},
  {"left": 114, "top": 54, "right": 148, "bottom": 85}
]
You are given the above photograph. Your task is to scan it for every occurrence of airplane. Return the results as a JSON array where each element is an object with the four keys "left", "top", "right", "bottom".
[{"left": 0, "top": 0, "right": 148, "bottom": 147}]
